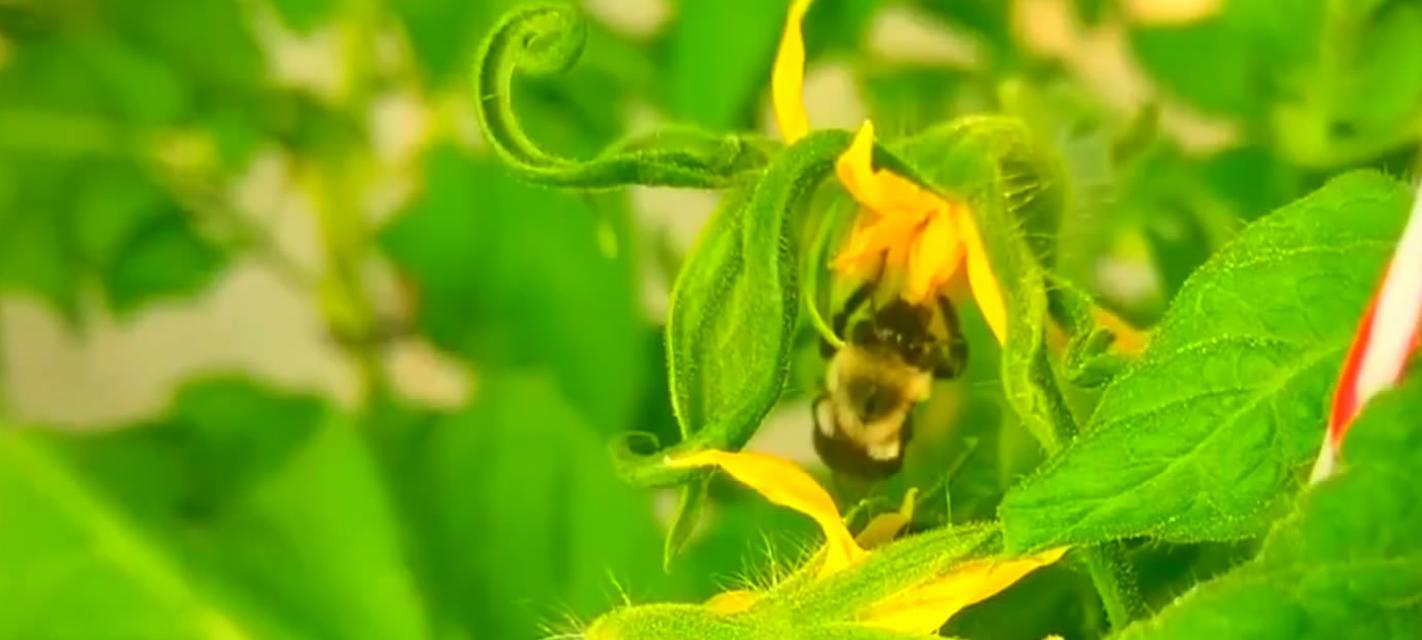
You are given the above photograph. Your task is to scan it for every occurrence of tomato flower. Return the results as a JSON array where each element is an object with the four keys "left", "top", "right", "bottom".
[{"left": 772, "top": 0, "right": 1010, "bottom": 344}]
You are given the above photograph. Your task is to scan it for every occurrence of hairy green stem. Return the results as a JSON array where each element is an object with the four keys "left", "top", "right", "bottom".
[
  {"left": 473, "top": 3, "right": 774, "bottom": 189},
  {"left": 1081, "top": 543, "right": 1144, "bottom": 631}
]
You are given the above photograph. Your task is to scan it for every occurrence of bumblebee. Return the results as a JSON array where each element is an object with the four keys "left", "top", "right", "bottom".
[{"left": 813, "top": 285, "right": 968, "bottom": 479}]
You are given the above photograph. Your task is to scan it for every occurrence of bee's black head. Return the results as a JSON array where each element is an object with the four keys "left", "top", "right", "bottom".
[{"left": 849, "top": 299, "right": 936, "bottom": 368}]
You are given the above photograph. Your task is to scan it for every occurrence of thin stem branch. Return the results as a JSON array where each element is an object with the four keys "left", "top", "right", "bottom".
[{"left": 1081, "top": 543, "right": 1144, "bottom": 632}]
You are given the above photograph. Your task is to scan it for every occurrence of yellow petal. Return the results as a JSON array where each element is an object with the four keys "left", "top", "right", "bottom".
[
  {"left": 835, "top": 122, "right": 940, "bottom": 215},
  {"left": 835, "top": 122, "right": 883, "bottom": 205},
  {"left": 666, "top": 450, "right": 865, "bottom": 576},
  {"left": 834, "top": 213, "right": 923, "bottom": 273},
  {"left": 904, "top": 208, "right": 963, "bottom": 305},
  {"left": 772, "top": 0, "right": 815, "bottom": 143},
  {"left": 705, "top": 589, "right": 758, "bottom": 615},
  {"left": 1093, "top": 306, "right": 1149, "bottom": 356},
  {"left": 855, "top": 488, "right": 918, "bottom": 549},
  {"left": 858, "top": 547, "right": 1069, "bottom": 634},
  {"left": 955, "top": 205, "right": 1008, "bottom": 344}
]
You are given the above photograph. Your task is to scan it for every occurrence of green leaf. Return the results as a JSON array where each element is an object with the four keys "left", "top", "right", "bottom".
[
  {"left": 269, "top": 0, "right": 344, "bottom": 33},
  {"left": 1001, "top": 171, "right": 1412, "bottom": 553},
  {"left": 380, "top": 145, "right": 647, "bottom": 431},
  {"left": 0, "top": 378, "right": 429, "bottom": 640},
  {"left": 391, "top": 0, "right": 516, "bottom": 85},
  {"left": 661, "top": 0, "right": 785, "bottom": 129},
  {"left": 0, "top": 157, "right": 227, "bottom": 319},
  {"left": 1131, "top": 0, "right": 1422, "bottom": 166},
  {"left": 104, "top": 212, "right": 227, "bottom": 316},
  {"left": 1115, "top": 375, "right": 1422, "bottom": 639},
  {"left": 860, "top": 66, "right": 975, "bottom": 137},
  {"left": 101, "top": 0, "right": 263, "bottom": 93},
  {"left": 384, "top": 375, "right": 681, "bottom": 640}
]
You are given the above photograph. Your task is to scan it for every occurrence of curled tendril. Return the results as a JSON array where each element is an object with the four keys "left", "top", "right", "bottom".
[{"left": 474, "top": 4, "right": 777, "bottom": 189}]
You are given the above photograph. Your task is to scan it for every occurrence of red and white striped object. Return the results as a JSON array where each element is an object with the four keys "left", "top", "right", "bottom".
[{"left": 1309, "top": 180, "right": 1422, "bottom": 483}]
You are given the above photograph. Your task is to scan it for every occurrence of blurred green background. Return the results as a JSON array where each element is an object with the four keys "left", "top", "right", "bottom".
[{"left": 1, "top": 0, "right": 1420, "bottom": 638}]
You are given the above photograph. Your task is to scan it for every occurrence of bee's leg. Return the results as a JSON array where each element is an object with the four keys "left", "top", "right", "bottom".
[
  {"left": 820, "top": 281, "right": 875, "bottom": 357},
  {"left": 931, "top": 296, "right": 970, "bottom": 379}
]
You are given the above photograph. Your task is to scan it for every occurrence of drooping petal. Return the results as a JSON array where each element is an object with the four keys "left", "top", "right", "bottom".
[
  {"left": 857, "top": 547, "right": 1068, "bottom": 634},
  {"left": 835, "top": 122, "right": 887, "bottom": 206},
  {"left": 835, "top": 122, "right": 941, "bottom": 220},
  {"left": 666, "top": 449, "right": 865, "bottom": 575},
  {"left": 956, "top": 206, "right": 1008, "bottom": 344},
  {"left": 904, "top": 207, "right": 963, "bottom": 305},
  {"left": 772, "top": 0, "right": 815, "bottom": 143}
]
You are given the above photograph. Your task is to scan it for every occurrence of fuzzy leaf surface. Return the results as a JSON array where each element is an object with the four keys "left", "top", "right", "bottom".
[{"left": 1002, "top": 171, "right": 1411, "bottom": 552}]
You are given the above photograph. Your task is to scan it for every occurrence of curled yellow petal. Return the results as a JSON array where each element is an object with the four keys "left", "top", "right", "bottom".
[
  {"left": 858, "top": 547, "right": 1069, "bottom": 634},
  {"left": 834, "top": 122, "right": 882, "bottom": 205},
  {"left": 904, "top": 209, "right": 963, "bottom": 305},
  {"left": 772, "top": 0, "right": 815, "bottom": 143},
  {"left": 666, "top": 450, "right": 865, "bottom": 575},
  {"left": 956, "top": 206, "right": 1008, "bottom": 344}
]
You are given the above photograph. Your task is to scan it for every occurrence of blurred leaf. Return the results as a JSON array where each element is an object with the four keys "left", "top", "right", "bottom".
[
  {"left": 380, "top": 145, "right": 647, "bottom": 431},
  {"left": 1116, "top": 375, "right": 1422, "bottom": 639},
  {"left": 0, "top": 20, "right": 246, "bottom": 318},
  {"left": 100, "top": 0, "right": 263, "bottom": 93},
  {"left": 860, "top": 66, "right": 976, "bottom": 137},
  {"left": 1001, "top": 171, "right": 1411, "bottom": 553},
  {"left": 386, "top": 374, "right": 682, "bottom": 640},
  {"left": 392, "top": 0, "right": 515, "bottom": 85},
  {"left": 1130, "top": 0, "right": 1422, "bottom": 166},
  {"left": 661, "top": 0, "right": 785, "bottom": 129},
  {"left": 802, "top": 0, "right": 879, "bottom": 57},
  {"left": 0, "top": 431, "right": 256, "bottom": 640},
  {"left": 269, "top": 0, "right": 345, "bottom": 33},
  {"left": 104, "top": 212, "right": 226, "bottom": 316},
  {"left": 1130, "top": 17, "right": 1273, "bottom": 120},
  {"left": 0, "top": 156, "right": 228, "bottom": 319},
  {"left": 909, "top": 0, "right": 1016, "bottom": 65},
  {"left": 0, "top": 378, "right": 429, "bottom": 639}
]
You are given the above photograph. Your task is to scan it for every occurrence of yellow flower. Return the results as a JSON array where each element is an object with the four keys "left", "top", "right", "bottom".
[
  {"left": 667, "top": 449, "right": 1067, "bottom": 634},
  {"left": 771, "top": 0, "right": 1010, "bottom": 344}
]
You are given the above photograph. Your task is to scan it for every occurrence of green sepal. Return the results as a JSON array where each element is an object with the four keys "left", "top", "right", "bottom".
[
  {"left": 663, "top": 475, "right": 709, "bottom": 570},
  {"left": 610, "top": 130, "right": 854, "bottom": 489},
  {"left": 897, "top": 116, "right": 1074, "bottom": 454},
  {"left": 1047, "top": 273, "right": 1133, "bottom": 389},
  {"left": 473, "top": 3, "right": 776, "bottom": 189}
]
